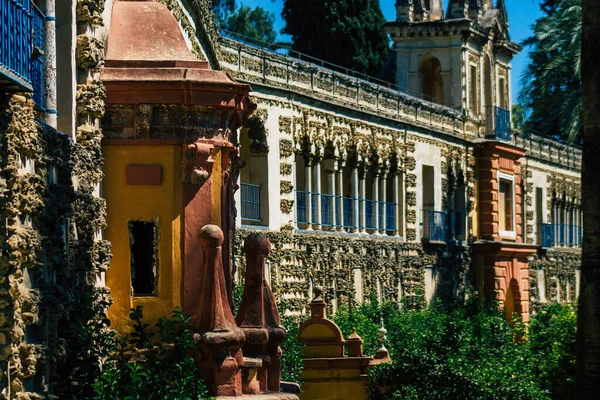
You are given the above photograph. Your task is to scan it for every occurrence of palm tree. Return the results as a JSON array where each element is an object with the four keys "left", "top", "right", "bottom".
[
  {"left": 576, "top": 0, "right": 600, "bottom": 395},
  {"left": 519, "top": 0, "right": 582, "bottom": 143}
]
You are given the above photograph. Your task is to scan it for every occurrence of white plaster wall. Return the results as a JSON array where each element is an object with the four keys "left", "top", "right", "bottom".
[
  {"left": 424, "top": 267, "right": 437, "bottom": 305},
  {"left": 414, "top": 140, "right": 442, "bottom": 240},
  {"left": 530, "top": 169, "right": 549, "bottom": 242},
  {"left": 265, "top": 110, "right": 281, "bottom": 230},
  {"left": 394, "top": 36, "right": 463, "bottom": 105}
]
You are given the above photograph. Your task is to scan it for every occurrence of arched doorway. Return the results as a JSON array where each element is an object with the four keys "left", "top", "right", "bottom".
[
  {"left": 420, "top": 57, "right": 444, "bottom": 105},
  {"left": 505, "top": 279, "right": 523, "bottom": 322}
]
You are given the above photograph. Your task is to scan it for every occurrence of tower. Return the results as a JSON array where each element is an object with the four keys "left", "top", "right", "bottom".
[{"left": 385, "top": 0, "right": 520, "bottom": 120}]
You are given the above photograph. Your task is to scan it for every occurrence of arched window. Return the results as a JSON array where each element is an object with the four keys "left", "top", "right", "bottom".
[{"left": 420, "top": 57, "right": 444, "bottom": 105}]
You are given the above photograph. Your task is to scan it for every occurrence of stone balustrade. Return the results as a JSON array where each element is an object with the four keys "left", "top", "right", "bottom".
[
  {"left": 219, "top": 37, "right": 581, "bottom": 173},
  {"left": 218, "top": 36, "right": 477, "bottom": 139},
  {"left": 512, "top": 130, "right": 581, "bottom": 171}
]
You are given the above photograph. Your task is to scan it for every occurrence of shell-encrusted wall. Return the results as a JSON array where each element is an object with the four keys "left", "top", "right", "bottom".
[
  {"left": 0, "top": 1, "right": 112, "bottom": 396},
  {"left": 234, "top": 229, "right": 470, "bottom": 313}
]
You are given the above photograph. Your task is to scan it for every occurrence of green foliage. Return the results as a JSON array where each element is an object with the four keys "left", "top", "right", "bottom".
[
  {"left": 54, "top": 289, "right": 116, "bottom": 399},
  {"left": 528, "top": 303, "right": 577, "bottom": 399},
  {"left": 279, "top": 310, "right": 307, "bottom": 383},
  {"left": 94, "top": 306, "right": 211, "bottom": 400},
  {"left": 319, "top": 298, "right": 578, "bottom": 400},
  {"left": 224, "top": 5, "right": 277, "bottom": 44},
  {"left": 519, "top": 0, "right": 582, "bottom": 143},
  {"left": 213, "top": 0, "right": 277, "bottom": 45},
  {"left": 512, "top": 103, "right": 526, "bottom": 130},
  {"left": 212, "top": 0, "right": 236, "bottom": 26},
  {"left": 282, "top": 0, "right": 390, "bottom": 76}
]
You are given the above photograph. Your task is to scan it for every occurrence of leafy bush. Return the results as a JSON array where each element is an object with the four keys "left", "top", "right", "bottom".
[
  {"left": 326, "top": 298, "right": 562, "bottom": 400},
  {"left": 527, "top": 303, "right": 577, "bottom": 399},
  {"left": 279, "top": 310, "right": 307, "bottom": 383},
  {"left": 93, "top": 306, "right": 211, "bottom": 400}
]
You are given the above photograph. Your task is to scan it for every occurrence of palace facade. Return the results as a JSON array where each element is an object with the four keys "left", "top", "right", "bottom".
[{"left": 0, "top": 0, "right": 582, "bottom": 397}]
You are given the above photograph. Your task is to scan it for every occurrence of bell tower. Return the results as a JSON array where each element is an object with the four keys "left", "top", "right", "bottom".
[{"left": 385, "top": 0, "right": 520, "bottom": 123}]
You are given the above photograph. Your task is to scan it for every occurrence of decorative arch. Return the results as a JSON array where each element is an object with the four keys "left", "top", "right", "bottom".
[
  {"left": 505, "top": 278, "right": 523, "bottom": 322},
  {"left": 419, "top": 56, "right": 444, "bottom": 105}
]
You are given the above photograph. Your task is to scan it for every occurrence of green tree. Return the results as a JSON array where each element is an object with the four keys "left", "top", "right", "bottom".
[
  {"left": 282, "top": 0, "right": 389, "bottom": 76},
  {"left": 212, "top": 0, "right": 277, "bottom": 45},
  {"left": 212, "top": 0, "right": 236, "bottom": 27},
  {"left": 223, "top": 5, "right": 277, "bottom": 44},
  {"left": 519, "top": 0, "right": 582, "bottom": 143},
  {"left": 529, "top": 303, "right": 577, "bottom": 399},
  {"left": 512, "top": 103, "right": 526, "bottom": 130}
]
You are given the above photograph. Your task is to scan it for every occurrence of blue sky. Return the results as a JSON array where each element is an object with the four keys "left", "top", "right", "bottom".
[{"left": 238, "top": 0, "right": 543, "bottom": 103}]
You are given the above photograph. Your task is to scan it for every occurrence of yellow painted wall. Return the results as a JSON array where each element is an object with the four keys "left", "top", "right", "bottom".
[{"left": 103, "top": 145, "right": 182, "bottom": 333}]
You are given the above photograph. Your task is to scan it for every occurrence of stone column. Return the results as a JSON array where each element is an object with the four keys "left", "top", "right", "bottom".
[
  {"left": 393, "top": 171, "right": 401, "bottom": 237},
  {"left": 44, "top": 0, "right": 57, "bottom": 127},
  {"left": 327, "top": 171, "right": 337, "bottom": 230},
  {"left": 372, "top": 168, "right": 380, "bottom": 234},
  {"left": 359, "top": 166, "right": 367, "bottom": 234},
  {"left": 380, "top": 170, "right": 387, "bottom": 235},
  {"left": 351, "top": 167, "right": 360, "bottom": 232},
  {"left": 313, "top": 157, "right": 322, "bottom": 230},
  {"left": 304, "top": 157, "right": 313, "bottom": 230},
  {"left": 336, "top": 161, "right": 345, "bottom": 232},
  {"left": 321, "top": 159, "right": 337, "bottom": 231}
]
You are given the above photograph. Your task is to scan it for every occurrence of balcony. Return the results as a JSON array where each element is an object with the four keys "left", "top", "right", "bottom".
[
  {"left": 421, "top": 210, "right": 463, "bottom": 242},
  {"left": 0, "top": 0, "right": 45, "bottom": 106},
  {"left": 296, "top": 191, "right": 396, "bottom": 233},
  {"left": 485, "top": 106, "right": 511, "bottom": 142},
  {"left": 537, "top": 223, "right": 582, "bottom": 248},
  {"left": 240, "top": 183, "right": 261, "bottom": 222}
]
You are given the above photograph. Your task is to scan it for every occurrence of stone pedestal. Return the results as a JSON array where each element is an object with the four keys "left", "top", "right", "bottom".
[{"left": 297, "top": 287, "right": 389, "bottom": 400}]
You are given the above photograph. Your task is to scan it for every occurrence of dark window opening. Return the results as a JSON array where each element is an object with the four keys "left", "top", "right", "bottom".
[{"left": 129, "top": 220, "right": 158, "bottom": 296}]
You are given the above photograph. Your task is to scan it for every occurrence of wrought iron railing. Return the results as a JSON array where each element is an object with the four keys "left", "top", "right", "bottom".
[
  {"left": 447, "top": 210, "right": 463, "bottom": 239},
  {"left": 342, "top": 197, "right": 353, "bottom": 229},
  {"left": 0, "top": 0, "right": 45, "bottom": 105},
  {"left": 421, "top": 210, "right": 463, "bottom": 242},
  {"left": 385, "top": 202, "right": 396, "bottom": 232},
  {"left": 485, "top": 106, "right": 511, "bottom": 141},
  {"left": 365, "top": 199, "right": 376, "bottom": 230},
  {"left": 240, "top": 183, "right": 261, "bottom": 221},
  {"left": 296, "top": 191, "right": 396, "bottom": 232},
  {"left": 296, "top": 191, "right": 308, "bottom": 224},
  {"left": 422, "top": 210, "right": 447, "bottom": 242},
  {"left": 538, "top": 223, "right": 582, "bottom": 248},
  {"left": 30, "top": 2, "right": 44, "bottom": 107}
]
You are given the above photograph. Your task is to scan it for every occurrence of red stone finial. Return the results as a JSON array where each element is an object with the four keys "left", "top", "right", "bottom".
[
  {"left": 236, "top": 233, "right": 286, "bottom": 393},
  {"left": 310, "top": 285, "right": 327, "bottom": 319},
  {"left": 192, "top": 225, "right": 245, "bottom": 397},
  {"left": 346, "top": 328, "right": 364, "bottom": 357}
]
